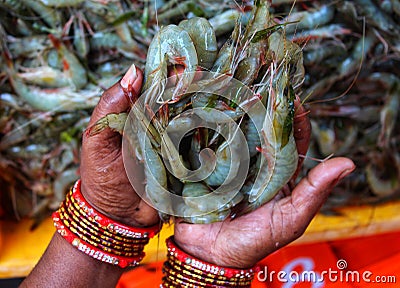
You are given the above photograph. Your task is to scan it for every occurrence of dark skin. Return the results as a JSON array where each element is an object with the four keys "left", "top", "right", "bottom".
[{"left": 21, "top": 66, "right": 355, "bottom": 287}]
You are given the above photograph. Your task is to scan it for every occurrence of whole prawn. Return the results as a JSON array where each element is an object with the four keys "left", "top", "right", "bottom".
[
  {"left": 235, "top": 64, "right": 299, "bottom": 216},
  {"left": 144, "top": 24, "right": 198, "bottom": 104}
]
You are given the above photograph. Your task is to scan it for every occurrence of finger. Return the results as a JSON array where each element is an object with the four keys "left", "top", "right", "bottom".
[
  {"left": 88, "top": 64, "right": 143, "bottom": 127},
  {"left": 290, "top": 97, "right": 312, "bottom": 183},
  {"left": 290, "top": 157, "right": 355, "bottom": 223}
]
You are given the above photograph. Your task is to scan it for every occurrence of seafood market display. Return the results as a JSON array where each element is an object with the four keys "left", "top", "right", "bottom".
[{"left": 1, "top": 0, "right": 399, "bottom": 225}]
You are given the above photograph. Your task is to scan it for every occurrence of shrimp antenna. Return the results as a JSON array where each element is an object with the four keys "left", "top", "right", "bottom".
[
  {"left": 305, "top": 17, "right": 366, "bottom": 105},
  {"left": 154, "top": 0, "right": 159, "bottom": 30},
  {"left": 299, "top": 153, "right": 334, "bottom": 163}
]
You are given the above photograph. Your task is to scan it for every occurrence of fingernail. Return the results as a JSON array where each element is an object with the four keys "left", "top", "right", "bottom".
[
  {"left": 337, "top": 168, "right": 354, "bottom": 181},
  {"left": 121, "top": 64, "right": 137, "bottom": 89}
]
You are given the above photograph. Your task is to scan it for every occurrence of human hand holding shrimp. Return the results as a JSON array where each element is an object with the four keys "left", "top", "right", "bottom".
[
  {"left": 80, "top": 65, "right": 159, "bottom": 227},
  {"left": 174, "top": 101, "right": 356, "bottom": 269}
]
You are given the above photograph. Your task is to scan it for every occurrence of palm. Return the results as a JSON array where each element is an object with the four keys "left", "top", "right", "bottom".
[{"left": 174, "top": 157, "right": 355, "bottom": 268}]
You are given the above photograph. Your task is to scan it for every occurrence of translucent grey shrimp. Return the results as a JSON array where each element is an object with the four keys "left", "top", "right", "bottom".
[
  {"left": 141, "top": 136, "right": 171, "bottom": 213},
  {"left": 354, "top": 0, "right": 399, "bottom": 36},
  {"left": 209, "top": 9, "right": 241, "bottom": 37},
  {"left": 303, "top": 43, "right": 347, "bottom": 66},
  {"left": 369, "top": 73, "right": 400, "bottom": 148},
  {"left": 288, "top": 24, "right": 352, "bottom": 42},
  {"left": 283, "top": 4, "right": 335, "bottom": 34},
  {"left": 51, "top": 167, "right": 79, "bottom": 209},
  {"left": 234, "top": 1, "right": 272, "bottom": 84},
  {"left": 366, "top": 151, "right": 400, "bottom": 198},
  {"left": 83, "top": 0, "right": 141, "bottom": 52},
  {"left": 178, "top": 17, "right": 218, "bottom": 70},
  {"left": 174, "top": 202, "right": 231, "bottom": 224},
  {"left": 144, "top": 24, "right": 198, "bottom": 103},
  {"left": 311, "top": 119, "right": 358, "bottom": 156},
  {"left": 268, "top": 31, "right": 305, "bottom": 90},
  {"left": 17, "top": 66, "right": 70, "bottom": 88},
  {"left": 48, "top": 34, "right": 87, "bottom": 90},
  {"left": 7, "top": 35, "right": 51, "bottom": 58},
  {"left": 203, "top": 124, "right": 242, "bottom": 187},
  {"left": 236, "top": 66, "right": 298, "bottom": 215},
  {"left": 20, "top": 0, "right": 61, "bottom": 29},
  {"left": 243, "top": 117, "right": 261, "bottom": 157},
  {"left": 182, "top": 182, "right": 243, "bottom": 212},
  {"left": 37, "top": 0, "right": 85, "bottom": 7},
  {"left": 303, "top": 30, "right": 376, "bottom": 100}
]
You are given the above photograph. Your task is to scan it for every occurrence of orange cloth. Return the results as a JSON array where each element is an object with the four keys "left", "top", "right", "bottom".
[{"left": 117, "top": 231, "right": 400, "bottom": 288}]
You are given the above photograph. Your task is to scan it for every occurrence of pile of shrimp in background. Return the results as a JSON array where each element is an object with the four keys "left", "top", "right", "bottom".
[{"left": 0, "top": 0, "right": 399, "bottom": 227}]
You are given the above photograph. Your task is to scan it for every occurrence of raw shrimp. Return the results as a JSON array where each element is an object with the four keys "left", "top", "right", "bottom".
[
  {"left": 48, "top": 34, "right": 87, "bottom": 90},
  {"left": 202, "top": 123, "right": 244, "bottom": 187},
  {"left": 178, "top": 17, "right": 217, "bottom": 70},
  {"left": 283, "top": 4, "right": 335, "bottom": 34},
  {"left": 236, "top": 65, "right": 298, "bottom": 215},
  {"left": 174, "top": 201, "right": 231, "bottom": 224},
  {"left": 5, "top": 58, "right": 99, "bottom": 110},
  {"left": 182, "top": 182, "right": 243, "bottom": 213},
  {"left": 138, "top": 129, "right": 172, "bottom": 216},
  {"left": 144, "top": 24, "right": 198, "bottom": 103}
]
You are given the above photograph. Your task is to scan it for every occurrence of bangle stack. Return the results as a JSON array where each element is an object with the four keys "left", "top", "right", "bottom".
[
  {"left": 162, "top": 236, "right": 258, "bottom": 287},
  {"left": 52, "top": 179, "right": 160, "bottom": 268}
]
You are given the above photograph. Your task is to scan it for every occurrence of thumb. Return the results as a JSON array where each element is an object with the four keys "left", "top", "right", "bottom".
[{"left": 291, "top": 157, "right": 356, "bottom": 223}]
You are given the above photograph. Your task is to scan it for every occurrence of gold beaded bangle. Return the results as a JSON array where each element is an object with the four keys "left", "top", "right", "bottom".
[{"left": 52, "top": 179, "right": 160, "bottom": 268}]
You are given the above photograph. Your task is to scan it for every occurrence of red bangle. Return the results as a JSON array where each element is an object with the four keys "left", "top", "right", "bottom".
[
  {"left": 162, "top": 236, "right": 259, "bottom": 287},
  {"left": 53, "top": 210, "right": 143, "bottom": 267},
  {"left": 72, "top": 179, "right": 159, "bottom": 238},
  {"left": 166, "top": 236, "right": 259, "bottom": 278},
  {"left": 52, "top": 179, "right": 161, "bottom": 268}
]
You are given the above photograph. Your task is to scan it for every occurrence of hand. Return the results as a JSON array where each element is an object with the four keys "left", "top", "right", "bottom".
[
  {"left": 174, "top": 100, "right": 356, "bottom": 268},
  {"left": 80, "top": 65, "right": 159, "bottom": 227}
]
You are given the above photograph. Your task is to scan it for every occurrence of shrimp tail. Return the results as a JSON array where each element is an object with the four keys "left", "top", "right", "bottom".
[{"left": 86, "top": 113, "right": 128, "bottom": 136}]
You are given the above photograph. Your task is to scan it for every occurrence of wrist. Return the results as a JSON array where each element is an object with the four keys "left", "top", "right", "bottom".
[
  {"left": 80, "top": 179, "right": 159, "bottom": 228},
  {"left": 162, "top": 236, "right": 259, "bottom": 287}
]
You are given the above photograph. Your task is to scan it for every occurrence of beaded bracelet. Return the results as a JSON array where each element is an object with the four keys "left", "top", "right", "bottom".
[
  {"left": 52, "top": 179, "right": 160, "bottom": 268},
  {"left": 161, "top": 236, "right": 259, "bottom": 287}
]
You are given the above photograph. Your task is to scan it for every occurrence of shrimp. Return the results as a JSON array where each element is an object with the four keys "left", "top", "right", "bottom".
[
  {"left": 138, "top": 128, "right": 172, "bottom": 216},
  {"left": 48, "top": 34, "right": 87, "bottom": 90},
  {"left": 209, "top": 9, "right": 241, "bottom": 37},
  {"left": 234, "top": 0, "right": 271, "bottom": 85},
  {"left": 288, "top": 24, "right": 352, "bottom": 42},
  {"left": 235, "top": 64, "right": 298, "bottom": 216},
  {"left": 182, "top": 182, "right": 243, "bottom": 213},
  {"left": 37, "top": 0, "right": 85, "bottom": 7},
  {"left": 20, "top": 0, "right": 61, "bottom": 29},
  {"left": 303, "top": 30, "right": 377, "bottom": 100},
  {"left": 6, "top": 35, "right": 51, "bottom": 59},
  {"left": 178, "top": 17, "right": 218, "bottom": 70},
  {"left": 366, "top": 151, "right": 400, "bottom": 198},
  {"left": 354, "top": 0, "right": 399, "bottom": 36},
  {"left": 144, "top": 24, "right": 198, "bottom": 103},
  {"left": 16, "top": 66, "right": 71, "bottom": 88},
  {"left": 283, "top": 4, "right": 335, "bottom": 34},
  {"left": 370, "top": 73, "right": 400, "bottom": 148},
  {"left": 174, "top": 202, "right": 231, "bottom": 224},
  {"left": 202, "top": 122, "right": 245, "bottom": 187},
  {"left": 84, "top": 1, "right": 146, "bottom": 59},
  {"left": 7, "top": 76, "right": 100, "bottom": 111}
]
